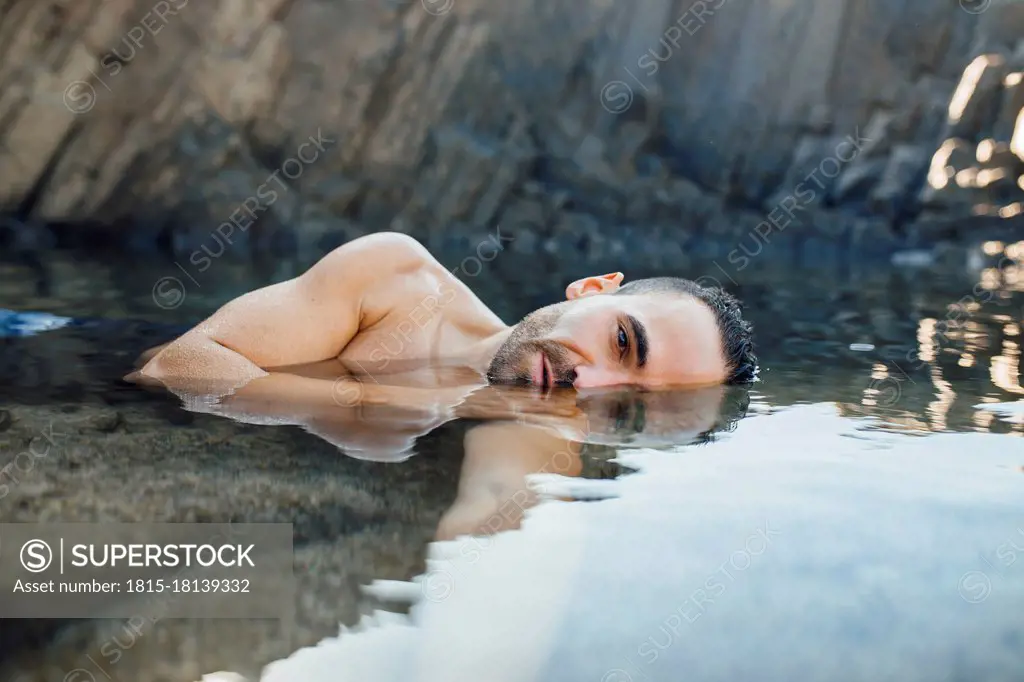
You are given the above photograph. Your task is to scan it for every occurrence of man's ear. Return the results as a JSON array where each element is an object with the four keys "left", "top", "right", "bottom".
[{"left": 565, "top": 272, "right": 624, "bottom": 300}]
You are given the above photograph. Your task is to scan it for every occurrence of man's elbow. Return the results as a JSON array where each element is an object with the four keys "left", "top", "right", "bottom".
[
  {"left": 133, "top": 336, "right": 267, "bottom": 391},
  {"left": 135, "top": 341, "right": 194, "bottom": 383}
]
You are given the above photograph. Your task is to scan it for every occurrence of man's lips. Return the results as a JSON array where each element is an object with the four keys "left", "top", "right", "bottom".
[{"left": 531, "top": 351, "right": 552, "bottom": 389}]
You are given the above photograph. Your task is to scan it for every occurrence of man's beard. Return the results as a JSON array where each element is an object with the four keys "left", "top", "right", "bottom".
[{"left": 487, "top": 303, "right": 577, "bottom": 387}]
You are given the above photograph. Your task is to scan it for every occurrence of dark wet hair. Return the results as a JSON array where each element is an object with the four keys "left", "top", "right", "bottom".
[
  {"left": 577, "top": 385, "right": 753, "bottom": 477},
  {"left": 613, "top": 277, "right": 757, "bottom": 384},
  {"left": 692, "top": 384, "right": 751, "bottom": 444}
]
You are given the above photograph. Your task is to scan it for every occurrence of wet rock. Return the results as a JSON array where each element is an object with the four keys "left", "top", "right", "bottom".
[
  {"left": 870, "top": 145, "right": 932, "bottom": 217},
  {"left": 977, "top": 4, "right": 1024, "bottom": 53},
  {"left": 946, "top": 54, "right": 1009, "bottom": 141},
  {"left": 804, "top": 104, "right": 834, "bottom": 135},
  {"left": 993, "top": 72, "right": 1024, "bottom": 142},
  {"left": 833, "top": 159, "right": 890, "bottom": 206},
  {"left": 917, "top": 139, "right": 982, "bottom": 211},
  {"left": 555, "top": 211, "right": 606, "bottom": 259},
  {"left": 1, "top": 1, "right": 1023, "bottom": 256},
  {"left": 773, "top": 136, "right": 847, "bottom": 208},
  {"left": 504, "top": 228, "right": 539, "bottom": 256},
  {"left": 498, "top": 198, "right": 547, "bottom": 248},
  {"left": 974, "top": 141, "right": 1024, "bottom": 204},
  {"left": 900, "top": 76, "right": 959, "bottom": 144},
  {"left": 1014, "top": 114, "right": 1024, "bottom": 164},
  {"left": 608, "top": 122, "right": 651, "bottom": 170},
  {"left": 918, "top": 180, "right": 980, "bottom": 213},
  {"left": 856, "top": 111, "right": 898, "bottom": 160},
  {"left": 944, "top": 138, "right": 979, "bottom": 171},
  {"left": 977, "top": 140, "right": 1021, "bottom": 170},
  {"left": 306, "top": 216, "right": 366, "bottom": 254}
]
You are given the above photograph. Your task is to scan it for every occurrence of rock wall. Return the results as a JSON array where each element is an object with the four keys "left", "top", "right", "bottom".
[{"left": 0, "top": 0, "right": 1022, "bottom": 261}]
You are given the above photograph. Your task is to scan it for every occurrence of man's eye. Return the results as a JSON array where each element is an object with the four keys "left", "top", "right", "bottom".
[{"left": 617, "top": 325, "right": 629, "bottom": 355}]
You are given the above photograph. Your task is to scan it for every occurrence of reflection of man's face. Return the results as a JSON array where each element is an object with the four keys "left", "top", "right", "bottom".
[
  {"left": 486, "top": 292, "right": 727, "bottom": 389},
  {"left": 574, "top": 384, "right": 728, "bottom": 445}
]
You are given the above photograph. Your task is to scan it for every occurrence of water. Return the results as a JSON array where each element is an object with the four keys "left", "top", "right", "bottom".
[{"left": 0, "top": 244, "right": 1023, "bottom": 682}]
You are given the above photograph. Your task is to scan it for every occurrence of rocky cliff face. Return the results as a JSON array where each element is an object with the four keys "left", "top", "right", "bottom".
[{"left": 1, "top": 0, "right": 1022, "bottom": 262}]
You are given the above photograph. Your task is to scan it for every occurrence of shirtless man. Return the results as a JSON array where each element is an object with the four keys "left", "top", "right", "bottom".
[
  {"left": 135, "top": 231, "right": 757, "bottom": 393},
  {"left": 130, "top": 231, "right": 755, "bottom": 536}
]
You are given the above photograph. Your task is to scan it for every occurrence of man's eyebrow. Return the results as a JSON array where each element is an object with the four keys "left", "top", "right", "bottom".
[{"left": 627, "top": 315, "right": 648, "bottom": 369}]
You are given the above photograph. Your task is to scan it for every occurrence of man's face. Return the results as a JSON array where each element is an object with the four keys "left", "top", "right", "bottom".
[
  {"left": 487, "top": 285, "right": 727, "bottom": 389},
  {"left": 575, "top": 384, "right": 727, "bottom": 444}
]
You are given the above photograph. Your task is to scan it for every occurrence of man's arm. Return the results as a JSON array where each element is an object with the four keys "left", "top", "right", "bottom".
[
  {"left": 436, "top": 421, "right": 583, "bottom": 540},
  {"left": 176, "top": 372, "right": 481, "bottom": 461},
  {"left": 136, "top": 232, "right": 432, "bottom": 389}
]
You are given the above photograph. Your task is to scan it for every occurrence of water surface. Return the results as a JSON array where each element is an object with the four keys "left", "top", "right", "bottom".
[{"left": 0, "top": 244, "right": 1022, "bottom": 681}]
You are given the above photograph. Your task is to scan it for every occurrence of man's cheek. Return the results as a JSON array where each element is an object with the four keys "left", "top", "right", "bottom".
[{"left": 572, "top": 365, "right": 620, "bottom": 388}]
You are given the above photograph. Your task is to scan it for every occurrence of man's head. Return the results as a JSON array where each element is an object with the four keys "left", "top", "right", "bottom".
[
  {"left": 487, "top": 273, "right": 756, "bottom": 389},
  {"left": 576, "top": 383, "right": 753, "bottom": 449}
]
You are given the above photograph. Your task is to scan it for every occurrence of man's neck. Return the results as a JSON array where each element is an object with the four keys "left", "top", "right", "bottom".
[{"left": 459, "top": 326, "right": 513, "bottom": 375}]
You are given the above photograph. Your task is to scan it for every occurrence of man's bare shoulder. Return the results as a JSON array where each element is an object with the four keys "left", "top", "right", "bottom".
[
  {"left": 305, "top": 232, "right": 439, "bottom": 289},
  {"left": 305, "top": 232, "right": 456, "bottom": 326},
  {"left": 323, "top": 232, "right": 503, "bottom": 346}
]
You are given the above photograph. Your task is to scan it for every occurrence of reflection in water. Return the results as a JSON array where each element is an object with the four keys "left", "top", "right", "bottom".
[
  {"left": 842, "top": 241, "right": 1024, "bottom": 436},
  {"left": 252, "top": 405, "right": 1024, "bottom": 682},
  {"left": 927, "top": 365, "right": 956, "bottom": 433},
  {"left": 148, "top": 374, "right": 748, "bottom": 541},
  {"left": 992, "top": 333, "right": 1023, "bottom": 395}
]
